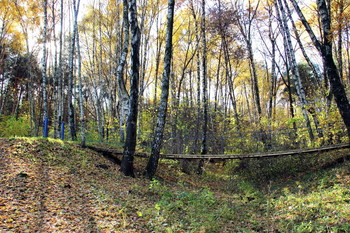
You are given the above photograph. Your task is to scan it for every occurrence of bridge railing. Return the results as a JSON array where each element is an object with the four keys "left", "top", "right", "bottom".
[{"left": 76, "top": 120, "right": 348, "bottom": 155}]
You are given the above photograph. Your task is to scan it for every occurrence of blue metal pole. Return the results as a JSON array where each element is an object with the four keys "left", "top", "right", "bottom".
[
  {"left": 43, "top": 117, "right": 49, "bottom": 138},
  {"left": 60, "top": 122, "right": 65, "bottom": 140}
]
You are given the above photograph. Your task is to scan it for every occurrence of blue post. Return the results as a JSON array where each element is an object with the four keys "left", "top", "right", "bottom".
[
  {"left": 43, "top": 117, "right": 49, "bottom": 138},
  {"left": 60, "top": 122, "right": 65, "bottom": 140}
]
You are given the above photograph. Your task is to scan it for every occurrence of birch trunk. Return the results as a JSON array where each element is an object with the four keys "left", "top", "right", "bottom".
[
  {"left": 76, "top": 21, "right": 85, "bottom": 146},
  {"left": 121, "top": 0, "right": 141, "bottom": 177},
  {"left": 42, "top": 0, "right": 48, "bottom": 137},
  {"left": 197, "top": 0, "right": 208, "bottom": 175},
  {"left": 267, "top": 1, "right": 278, "bottom": 122},
  {"left": 235, "top": 0, "right": 262, "bottom": 120},
  {"left": 277, "top": 0, "right": 314, "bottom": 141},
  {"left": 116, "top": 0, "right": 130, "bottom": 143},
  {"left": 56, "top": 0, "right": 64, "bottom": 139},
  {"left": 67, "top": 0, "right": 80, "bottom": 141},
  {"left": 52, "top": 1, "right": 58, "bottom": 138},
  {"left": 284, "top": 0, "right": 322, "bottom": 89},
  {"left": 291, "top": 0, "right": 350, "bottom": 139},
  {"left": 189, "top": 0, "right": 201, "bottom": 153},
  {"left": 222, "top": 37, "right": 240, "bottom": 130},
  {"left": 336, "top": 0, "right": 344, "bottom": 81},
  {"left": 146, "top": 0, "right": 175, "bottom": 179}
]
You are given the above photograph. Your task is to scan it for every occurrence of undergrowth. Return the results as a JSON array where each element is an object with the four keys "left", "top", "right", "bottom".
[{"left": 1, "top": 137, "right": 349, "bottom": 232}]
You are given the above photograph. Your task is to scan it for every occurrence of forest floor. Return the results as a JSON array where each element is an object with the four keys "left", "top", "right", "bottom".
[{"left": 0, "top": 137, "right": 350, "bottom": 232}]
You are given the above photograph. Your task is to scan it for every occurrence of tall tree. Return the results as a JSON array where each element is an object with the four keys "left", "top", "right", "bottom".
[
  {"left": 197, "top": 0, "right": 208, "bottom": 175},
  {"left": 56, "top": 0, "right": 64, "bottom": 139},
  {"left": 233, "top": 0, "right": 262, "bottom": 121},
  {"left": 212, "top": 0, "right": 241, "bottom": 129},
  {"left": 282, "top": 0, "right": 323, "bottom": 139},
  {"left": 42, "top": 0, "right": 48, "bottom": 137},
  {"left": 76, "top": 20, "right": 85, "bottom": 146},
  {"left": 290, "top": 0, "right": 350, "bottom": 139},
  {"left": 67, "top": 0, "right": 80, "bottom": 141},
  {"left": 189, "top": 0, "right": 202, "bottom": 154},
  {"left": 116, "top": 0, "right": 130, "bottom": 143},
  {"left": 146, "top": 0, "right": 175, "bottom": 179},
  {"left": 12, "top": 0, "right": 41, "bottom": 136},
  {"left": 276, "top": 0, "right": 314, "bottom": 140},
  {"left": 121, "top": 0, "right": 141, "bottom": 177},
  {"left": 335, "top": 0, "right": 344, "bottom": 81}
]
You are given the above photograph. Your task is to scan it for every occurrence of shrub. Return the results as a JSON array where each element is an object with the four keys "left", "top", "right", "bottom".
[{"left": 0, "top": 115, "right": 31, "bottom": 137}]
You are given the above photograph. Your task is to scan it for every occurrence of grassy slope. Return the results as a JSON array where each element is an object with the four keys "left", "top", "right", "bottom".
[{"left": 0, "top": 138, "right": 349, "bottom": 232}]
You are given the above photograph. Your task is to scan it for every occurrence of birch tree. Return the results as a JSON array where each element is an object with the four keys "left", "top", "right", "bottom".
[
  {"left": 67, "top": 0, "right": 80, "bottom": 141},
  {"left": 55, "top": 0, "right": 64, "bottom": 139},
  {"left": 197, "top": 0, "right": 208, "bottom": 175},
  {"left": 116, "top": 0, "right": 130, "bottom": 143},
  {"left": 233, "top": 0, "right": 262, "bottom": 121},
  {"left": 76, "top": 21, "right": 85, "bottom": 146},
  {"left": 282, "top": 0, "right": 323, "bottom": 139},
  {"left": 42, "top": 0, "right": 48, "bottom": 137},
  {"left": 121, "top": 0, "right": 141, "bottom": 177},
  {"left": 276, "top": 0, "right": 314, "bottom": 140},
  {"left": 290, "top": 0, "right": 350, "bottom": 139},
  {"left": 146, "top": 0, "right": 175, "bottom": 179}
]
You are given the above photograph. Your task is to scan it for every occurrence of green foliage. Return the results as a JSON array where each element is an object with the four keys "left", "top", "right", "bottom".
[
  {"left": 271, "top": 177, "right": 350, "bottom": 232},
  {"left": 2, "top": 138, "right": 350, "bottom": 232},
  {"left": 146, "top": 179, "right": 234, "bottom": 232},
  {"left": 234, "top": 148, "right": 350, "bottom": 187},
  {"left": 0, "top": 115, "right": 31, "bottom": 137},
  {"left": 85, "top": 121, "right": 107, "bottom": 143}
]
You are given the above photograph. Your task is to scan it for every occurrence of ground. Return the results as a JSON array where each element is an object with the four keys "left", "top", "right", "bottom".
[{"left": 0, "top": 137, "right": 349, "bottom": 232}]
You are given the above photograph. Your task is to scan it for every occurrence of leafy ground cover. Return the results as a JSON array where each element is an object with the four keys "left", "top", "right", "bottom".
[{"left": 0, "top": 138, "right": 349, "bottom": 232}]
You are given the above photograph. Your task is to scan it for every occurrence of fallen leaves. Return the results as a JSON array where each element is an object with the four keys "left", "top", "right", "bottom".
[
  {"left": 0, "top": 138, "right": 150, "bottom": 232},
  {"left": 1, "top": 138, "right": 349, "bottom": 232}
]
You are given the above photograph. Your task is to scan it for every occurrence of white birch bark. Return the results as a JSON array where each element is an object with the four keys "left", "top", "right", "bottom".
[
  {"left": 67, "top": 0, "right": 80, "bottom": 141},
  {"left": 42, "top": 0, "right": 48, "bottom": 136},
  {"left": 146, "top": 0, "right": 175, "bottom": 179},
  {"left": 290, "top": 0, "right": 350, "bottom": 139},
  {"left": 116, "top": 0, "right": 130, "bottom": 143},
  {"left": 76, "top": 21, "right": 85, "bottom": 146},
  {"left": 276, "top": 0, "right": 314, "bottom": 141},
  {"left": 121, "top": 0, "right": 141, "bottom": 177}
]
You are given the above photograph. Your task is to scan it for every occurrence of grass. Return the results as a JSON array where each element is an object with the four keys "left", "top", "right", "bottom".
[{"left": 0, "top": 137, "right": 349, "bottom": 232}]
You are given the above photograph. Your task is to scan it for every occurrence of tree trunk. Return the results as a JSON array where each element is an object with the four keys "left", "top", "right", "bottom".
[
  {"left": 56, "top": 0, "right": 64, "bottom": 139},
  {"left": 121, "top": 0, "right": 141, "bottom": 177},
  {"left": 116, "top": 0, "right": 130, "bottom": 143},
  {"left": 67, "top": 0, "right": 80, "bottom": 141},
  {"left": 277, "top": 0, "right": 314, "bottom": 141},
  {"left": 282, "top": 0, "right": 324, "bottom": 140},
  {"left": 284, "top": 0, "right": 322, "bottom": 89},
  {"left": 291, "top": 0, "right": 350, "bottom": 139},
  {"left": 197, "top": 0, "right": 208, "bottom": 175},
  {"left": 222, "top": 37, "right": 240, "bottom": 130},
  {"left": 214, "top": 46, "right": 222, "bottom": 112},
  {"left": 336, "top": 0, "right": 344, "bottom": 81},
  {"left": 42, "top": 0, "right": 48, "bottom": 137},
  {"left": 52, "top": 0, "right": 58, "bottom": 139},
  {"left": 235, "top": 0, "right": 262, "bottom": 120},
  {"left": 146, "top": 0, "right": 175, "bottom": 179},
  {"left": 76, "top": 17, "right": 85, "bottom": 147},
  {"left": 189, "top": 0, "right": 202, "bottom": 154}
]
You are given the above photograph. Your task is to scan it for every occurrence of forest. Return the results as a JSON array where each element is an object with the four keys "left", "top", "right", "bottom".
[
  {"left": 1, "top": 0, "right": 350, "bottom": 231},
  {"left": 1, "top": 0, "right": 350, "bottom": 176}
]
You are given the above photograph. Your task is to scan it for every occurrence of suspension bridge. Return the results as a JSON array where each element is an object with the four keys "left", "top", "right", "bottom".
[
  {"left": 87, "top": 143, "right": 350, "bottom": 161},
  {"left": 83, "top": 120, "right": 350, "bottom": 161}
]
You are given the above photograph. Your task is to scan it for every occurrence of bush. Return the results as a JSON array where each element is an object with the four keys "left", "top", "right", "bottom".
[
  {"left": 0, "top": 115, "right": 31, "bottom": 137},
  {"left": 146, "top": 180, "right": 235, "bottom": 232}
]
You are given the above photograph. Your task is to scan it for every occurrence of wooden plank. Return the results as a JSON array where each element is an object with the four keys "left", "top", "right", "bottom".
[
  {"left": 86, "top": 145, "right": 149, "bottom": 158},
  {"left": 87, "top": 143, "right": 350, "bottom": 160},
  {"left": 158, "top": 143, "right": 350, "bottom": 159}
]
